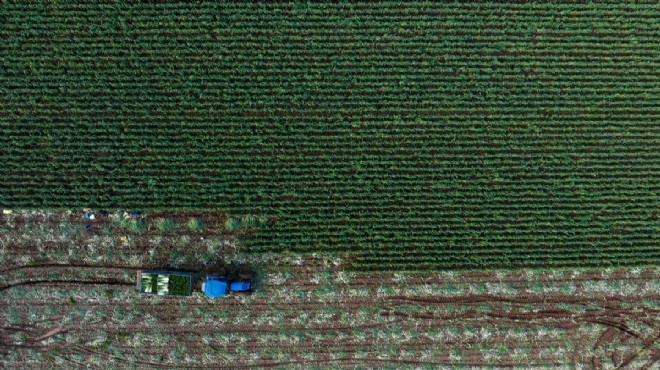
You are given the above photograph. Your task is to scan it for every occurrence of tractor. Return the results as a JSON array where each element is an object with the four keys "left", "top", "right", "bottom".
[{"left": 202, "top": 271, "right": 255, "bottom": 298}]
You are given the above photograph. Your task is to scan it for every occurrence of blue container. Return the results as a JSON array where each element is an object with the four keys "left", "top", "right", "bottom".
[{"left": 203, "top": 276, "right": 229, "bottom": 298}]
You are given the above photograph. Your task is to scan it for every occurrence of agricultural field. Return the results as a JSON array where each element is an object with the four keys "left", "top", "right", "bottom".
[
  {"left": 1, "top": 211, "right": 659, "bottom": 369},
  {"left": 1, "top": 1, "right": 659, "bottom": 368},
  {"left": 1, "top": 1, "right": 658, "bottom": 271}
]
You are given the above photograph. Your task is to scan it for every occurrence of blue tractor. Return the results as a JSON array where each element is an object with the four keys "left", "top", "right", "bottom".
[{"left": 202, "top": 272, "right": 255, "bottom": 298}]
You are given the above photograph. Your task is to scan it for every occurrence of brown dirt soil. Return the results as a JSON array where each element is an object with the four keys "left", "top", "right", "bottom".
[
  {"left": 1, "top": 212, "right": 658, "bottom": 368},
  {"left": 2, "top": 258, "right": 658, "bottom": 369}
]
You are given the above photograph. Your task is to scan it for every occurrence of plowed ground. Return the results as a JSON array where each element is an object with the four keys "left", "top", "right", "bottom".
[{"left": 1, "top": 213, "right": 658, "bottom": 369}]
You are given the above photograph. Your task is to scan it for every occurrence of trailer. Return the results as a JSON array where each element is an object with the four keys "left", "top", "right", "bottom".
[
  {"left": 202, "top": 272, "right": 255, "bottom": 298},
  {"left": 137, "top": 270, "right": 195, "bottom": 297}
]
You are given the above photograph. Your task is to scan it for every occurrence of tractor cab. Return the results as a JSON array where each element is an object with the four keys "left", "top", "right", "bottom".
[{"left": 202, "top": 275, "right": 229, "bottom": 298}]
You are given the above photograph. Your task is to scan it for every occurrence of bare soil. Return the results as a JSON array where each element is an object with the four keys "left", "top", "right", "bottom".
[{"left": 1, "top": 211, "right": 658, "bottom": 368}]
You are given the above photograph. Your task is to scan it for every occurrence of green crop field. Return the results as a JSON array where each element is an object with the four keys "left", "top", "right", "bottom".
[{"left": 1, "top": 1, "right": 659, "bottom": 271}]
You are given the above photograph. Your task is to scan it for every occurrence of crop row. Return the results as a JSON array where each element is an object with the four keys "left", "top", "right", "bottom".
[
  {"left": 352, "top": 257, "right": 659, "bottom": 272},
  {"left": 2, "top": 1, "right": 658, "bottom": 271}
]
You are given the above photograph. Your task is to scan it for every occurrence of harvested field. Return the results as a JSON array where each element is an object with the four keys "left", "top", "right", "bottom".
[
  {"left": 1, "top": 211, "right": 659, "bottom": 368},
  {"left": 2, "top": 257, "right": 659, "bottom": 368}
]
